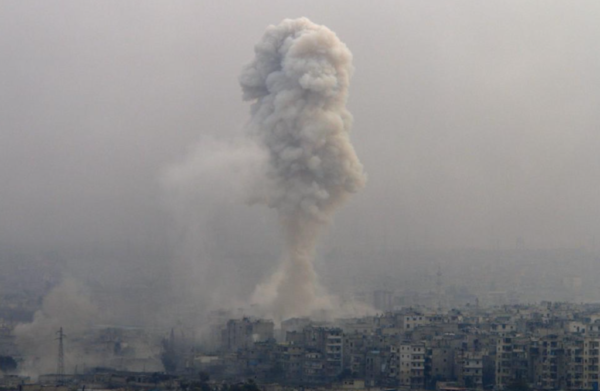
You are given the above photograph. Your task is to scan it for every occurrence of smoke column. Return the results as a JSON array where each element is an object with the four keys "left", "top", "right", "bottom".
[{"left": 240, "top": 18, "right": 366, "bottom": 320}]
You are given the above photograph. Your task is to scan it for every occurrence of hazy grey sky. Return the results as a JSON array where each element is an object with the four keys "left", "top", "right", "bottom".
[{"left": 2, "top": 1, "right": 600, "bottom": 251}]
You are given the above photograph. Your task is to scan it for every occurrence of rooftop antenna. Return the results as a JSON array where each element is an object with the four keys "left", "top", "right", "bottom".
[
  {"left": 56, "top": 327, "right": 66, "bottom": 384},
  {"left": 436, "top": 264, "right": 443, "bottom": 311}
]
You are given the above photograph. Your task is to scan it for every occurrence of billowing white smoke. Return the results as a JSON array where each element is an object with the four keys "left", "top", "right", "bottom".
[
  {"left": 14, "top": 278, "right": 164, "bottom": 377},
  {"left": 241, "top": 18, "right": 366, "bottom": 320},
  {"left": 14, "top": 278, "right": 101, "bottom": 377}
]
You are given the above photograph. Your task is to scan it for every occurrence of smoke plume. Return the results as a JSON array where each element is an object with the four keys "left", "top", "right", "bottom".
[
  {"left": 241, "top": 18, "right": 366, "bottom": 320},
  {"left": 14, "top": 278, "right": 101, "bottom": 377},
  {"left": 161, "top": 138, "right": 269, "bottom": 316},
  {"left": 14, "top": 278, "right": 164, "bottom": 377}
]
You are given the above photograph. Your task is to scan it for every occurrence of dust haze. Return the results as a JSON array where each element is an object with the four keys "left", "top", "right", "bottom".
[{"left": 2, "top": 0, "right": 600, "bottom": 375}]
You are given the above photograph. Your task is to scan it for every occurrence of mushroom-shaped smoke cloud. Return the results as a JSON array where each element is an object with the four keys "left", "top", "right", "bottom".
[{"left": 241, "top": 18, "right": 366, "bottom": 320}]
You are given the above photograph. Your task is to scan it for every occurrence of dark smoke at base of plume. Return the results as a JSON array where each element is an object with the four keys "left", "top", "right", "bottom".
[{"left": 240, "top": 18, "right": 366, "bottom": 321}]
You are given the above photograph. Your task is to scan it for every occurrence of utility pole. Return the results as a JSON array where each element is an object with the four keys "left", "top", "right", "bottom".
[{"left": 56, "top": 327, "right": 66, "bottom": 384}]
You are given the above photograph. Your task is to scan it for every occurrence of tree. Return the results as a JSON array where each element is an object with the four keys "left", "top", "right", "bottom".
[{"left": 0, "top": 356, "right": 17, "bottom": 373}]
